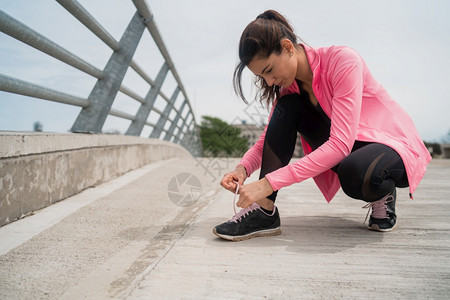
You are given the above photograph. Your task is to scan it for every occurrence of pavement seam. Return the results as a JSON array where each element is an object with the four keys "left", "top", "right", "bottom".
[{"left": 121, "top": 190, "right": 220, "bottom": 299}]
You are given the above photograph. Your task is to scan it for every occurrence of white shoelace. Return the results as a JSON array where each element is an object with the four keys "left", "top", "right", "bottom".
[
  {"left": 362, "top": 194, "right": 395, "bottom": 225},
  {"left": 229, "top": 181, "right": 259, "bottom": 223},
  {"left": 232, "top": 181, "right": 239, "bottom": 215}
]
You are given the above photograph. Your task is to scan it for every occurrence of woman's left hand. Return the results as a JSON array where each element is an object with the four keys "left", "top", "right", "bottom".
[{"left": 236, "top": 177, "right": 274, "bottom": 208}]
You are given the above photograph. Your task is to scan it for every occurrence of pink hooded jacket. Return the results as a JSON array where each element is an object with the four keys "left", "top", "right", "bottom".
[{"left": 238, "top": 44, "right": 431, "bottom": 202}]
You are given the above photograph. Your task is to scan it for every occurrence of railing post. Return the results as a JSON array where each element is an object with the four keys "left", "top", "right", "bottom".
[
  {"left": 149, "top": 86, "right": 180, "bottom": 138},
  {"left": 164, "top": 100, "right": 187, "bottom": 142},
  {"left": 71, "top": 11, "right": 145, "bottom": 133},
  {"left": 181, "top": 120, "right": 197, "bottom": 150},
  {"left": 174, "top": 111, "right": 194, "bottom": 143},
  {"left": 1, "top": 2, "right": 203, "bottom": 156},
  {"left": 126, "top": 62, "right": 170, "bottom": 136}
]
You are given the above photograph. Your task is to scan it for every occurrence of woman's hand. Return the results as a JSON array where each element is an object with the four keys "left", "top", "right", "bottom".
[
  {"left": 236, "top": 177, "right": 274, "bottom": 208},
  {"left": 220, "top": 165, "right": 248, "bottom": 193}
]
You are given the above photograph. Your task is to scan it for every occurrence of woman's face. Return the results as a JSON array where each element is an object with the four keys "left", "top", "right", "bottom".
[{"left": 247, "top": 49, "right": 297, "bottom": 88}]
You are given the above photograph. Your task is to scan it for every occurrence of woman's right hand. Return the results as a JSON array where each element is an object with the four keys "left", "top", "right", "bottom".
[{"left": 220, "top": 165, "right": 248, "bottom": 193}]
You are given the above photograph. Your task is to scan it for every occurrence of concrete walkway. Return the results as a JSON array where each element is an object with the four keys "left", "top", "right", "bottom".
[{"left": 1, "top": 157, "right": 449, "bottom": 299}]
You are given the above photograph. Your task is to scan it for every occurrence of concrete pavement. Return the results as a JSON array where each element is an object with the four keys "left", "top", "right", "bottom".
[{"left": 1, "top": 157, "right": 449, "bottom": 299}]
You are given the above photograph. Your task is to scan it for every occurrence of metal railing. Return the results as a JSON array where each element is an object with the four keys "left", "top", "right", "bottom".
[{"left": 0, "top": 0, "right": 202, "bottom": 156}]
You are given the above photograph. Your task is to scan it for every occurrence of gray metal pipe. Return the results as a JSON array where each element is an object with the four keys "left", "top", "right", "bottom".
[
  {"left": 0, "top": 74, "right": 89, "bottom": 107},
  {"left": 71, "top": 11, "right": 145, "bottom": 133},
  {"left": 129, "top": 61, "right": 171, "bottom": 104},
  {"left": 1, "top": 2, "right": 202, "bottom": 155},
  {"left": 130, "top": 60, "right": 156, "bottom": 86},
  {"left": 164, "top": 100, "right": 187, "bottom": 141},
  {"left": 145, "top": 121, "right": 156, "bottom": 127},
  {"left": 55, "top": 0, "right": 120, "bottom": 51},
  {"left": 126, "top": 62, "right": 169, "bottom": 136},
  {"left": 0, "top": 10, "right": 104, "bottom": 79},
  {"left": 131, "top": 0, "right": 196, "bottom": 124},
  {"left": 109, "top": 108, "right": 135, "bottom": 121},
  {"left": 119, "top": 85, "right": 145, "bottom": 104},
  {"left": 150, "top": 86, "right": 180, "bottom": 138}
]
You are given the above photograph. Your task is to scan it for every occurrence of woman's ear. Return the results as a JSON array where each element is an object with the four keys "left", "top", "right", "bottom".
[{"left": 280, "top": 39, "right": 294, "bottom": 54}]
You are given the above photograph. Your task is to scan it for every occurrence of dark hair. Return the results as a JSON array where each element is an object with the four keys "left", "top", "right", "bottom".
[{"left": 233, "top": 10, "right": 298, "bottom": 106}]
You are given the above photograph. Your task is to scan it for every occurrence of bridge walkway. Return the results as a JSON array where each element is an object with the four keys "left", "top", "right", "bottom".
[{"left": 1, "top": 158, "right": 449, "bottom": 299}]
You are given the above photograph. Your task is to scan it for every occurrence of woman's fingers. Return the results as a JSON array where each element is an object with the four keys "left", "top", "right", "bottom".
[
  {"left": 220, "top": 173, "right": 239, "bottom": 192},
  {"left": 236, "top": 178, "right": 274, "bottom": 208}
]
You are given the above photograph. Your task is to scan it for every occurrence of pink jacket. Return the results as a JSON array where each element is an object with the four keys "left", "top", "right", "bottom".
[{"left": 239, "top": 44, "right": 431, "bottom": 202}]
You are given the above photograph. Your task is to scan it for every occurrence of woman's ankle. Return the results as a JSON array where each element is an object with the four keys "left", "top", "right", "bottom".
[{"left": 257, "top": 198, "right": 275, "bottom": 211}]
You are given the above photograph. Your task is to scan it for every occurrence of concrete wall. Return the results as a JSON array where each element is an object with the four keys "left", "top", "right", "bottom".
[{"left": 0, "top": 132, "right": 191, "bottom": 226}]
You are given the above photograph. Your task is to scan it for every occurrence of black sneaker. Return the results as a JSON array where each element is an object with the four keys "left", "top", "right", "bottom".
[
  {"left": 363, "top": 189, "right": 397, "bottom": 232},
  {"left": 213, "top": 203, "right": 282, "bottom": 241}
]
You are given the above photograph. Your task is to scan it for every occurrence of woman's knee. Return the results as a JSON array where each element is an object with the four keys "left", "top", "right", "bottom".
[
  {"left": 337, "top": 144, "right": 405, "bottom": 201},
  {"left": 337, "top": 157, "right": 365, "bottom": 199}
]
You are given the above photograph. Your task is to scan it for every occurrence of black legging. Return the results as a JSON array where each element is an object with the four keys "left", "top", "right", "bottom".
[{"left": 259, "top": 93, "right": 409, "bottom": 202}]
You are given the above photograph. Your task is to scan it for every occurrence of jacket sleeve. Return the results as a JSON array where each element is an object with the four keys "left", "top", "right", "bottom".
[{"left": 265, "top": 47, "right": 365, "bottom": 191}]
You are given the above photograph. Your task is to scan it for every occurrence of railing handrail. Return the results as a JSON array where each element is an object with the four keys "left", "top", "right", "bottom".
[
  {"left": 131, "top": 0, "right": 196, "bottom": 125},
  {"left": 0, "top": 10, "right": 104, "bottom": 79},
  {"left": 55, "top": 0, "right": 120, "bottom": 51},
  {"left": 0, "top": 73, "right": 90, "bottom": 108},
  {"left": 0, "top": 1, "right": 202, "bottom": 156}
]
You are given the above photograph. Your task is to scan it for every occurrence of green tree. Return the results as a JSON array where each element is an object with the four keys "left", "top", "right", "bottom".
[{"left": 200, "top": 116, "right": 249, "bottom": 157}]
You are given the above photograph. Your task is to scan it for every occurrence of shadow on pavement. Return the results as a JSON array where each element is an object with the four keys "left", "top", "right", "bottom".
[{"left": 199, "top": 215, "right": 385, "bottom": 254}]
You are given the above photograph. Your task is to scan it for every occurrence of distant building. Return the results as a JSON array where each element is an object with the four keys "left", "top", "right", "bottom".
[
  {"left": 233, "top": 123, "right": 263, "bottom": 148},
  {"left": 442, "top": 144, "right": 450, "bottom": 158},
  {"left": 233, "top": 121, "right": 304, "bottom": 158}
]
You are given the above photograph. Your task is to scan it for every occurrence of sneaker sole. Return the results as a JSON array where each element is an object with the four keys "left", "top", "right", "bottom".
[
  {"left": 368, "top": 222, "right": 398, "bottom": 232},
  {"left": 213, "top": 226, "right": 282, "bottom": 242}
]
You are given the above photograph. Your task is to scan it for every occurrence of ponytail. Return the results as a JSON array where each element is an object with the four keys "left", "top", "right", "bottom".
[
  {"left": 233, "top": 10, "right": 299, "bottom": 106},
  {"left": 256, "top": 10, "right": 295, "bottom": 35}
]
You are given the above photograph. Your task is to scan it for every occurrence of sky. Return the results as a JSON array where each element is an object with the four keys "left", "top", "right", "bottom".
[{"left": 1, "top": 0, "right": 449, "bottom": 142}]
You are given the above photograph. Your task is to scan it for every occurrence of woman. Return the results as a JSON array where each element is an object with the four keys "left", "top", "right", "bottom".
[{"left": 213, "top": 10, "right": 431, "bottom": 241}]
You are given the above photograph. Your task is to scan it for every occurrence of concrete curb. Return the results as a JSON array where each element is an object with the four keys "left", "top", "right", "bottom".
[{"left": 0, "top": 132, "right": 192, "bottom": 226}]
